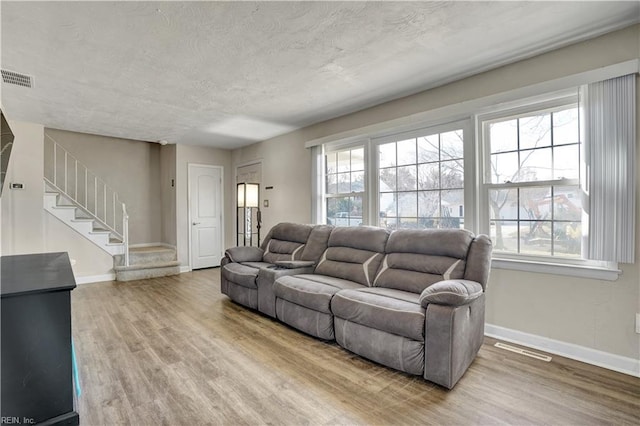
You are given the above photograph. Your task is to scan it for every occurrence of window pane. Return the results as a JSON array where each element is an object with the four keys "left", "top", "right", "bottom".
[
  {"left": 351, "top": 171, "right": 364, "bottom": 192},
  {"left": 325, "top": 152, "right": 337, "bottom": 174},
  {"left": 327, "top": 196, "right": 361, "bottom": 227},
  {"left": 553, "top": 186, "right": 582, "bottom": 222},
  {"left": 553, "top": 144, "right": 579, "bottom": 179},
  {"left": 337, "top": 172, "right": 350, "bottom": 193},
  {"left": 351, "top": 148, "right": 365, "bottom": 171},
  {"left": 418, "top": 134, "right": 439, "bottom": 163},
  {"left": 380, "top": 192, "right": 397, "bottom": 220},
  {"left": 520, "top": 221, "right": 553, "bottom": 256},
  {"left": 398, "top": 192, "right": 417, "bottom": 217},
  {"left": 554, "top": 222, "right": 582, "bottom": 257},
  {"left": 519, "top": 113, "right": 551, "bottom": 150},
  {"left": 398, "top": 217, "right": 419, "bottom": 230},
  {"left": 397, "top": 165, "right": 417, "bottom": 191},
  {"left": 519, "top": 147, "right": 552, "bottom": 181},
  {"left": 489, "top": 188, "right": 517, "bottom": 220},
  {"left": 441, "top": 189, "right": 464, "bottom": 229},
  {"left": 489, "top": 120, "right": 517, "bottom": 153},
  {"left": 491, "top": 152, "right": 519, "bottom": 183},
  {"left": 490, "top": 220, "right": 518, "bottom": 252},
  {"left": 418, "top": 190, "right": 440, "bottom": 218},
  {"left": 441, "top": 160, "right": 464, "bottom": 189},
  {"left": 418, "top": 163, "right": 439, "bottom": 190},
  {"left": 380, "top": 167, "right": 396, "bottom": 192},
  {"left": 397, "top": 138, "right": 416, "bottom": 166},
  {"left": 553, "top": 107, "right": 579, "bottom": 145},
  {"left": 441, "top": 130, "right": 464, "bottom": 160},
  {"left": 337, "top": 151, "right": 350, "bottom": 172},
  {"left": 520, "top": 186, "right": 551, "bottom": 222},
  {"left": 379, "top": 142, "right": 396, "bottom": 168},
  {"left": 326, "top": 174, "right": 337, "bottom": 194}
]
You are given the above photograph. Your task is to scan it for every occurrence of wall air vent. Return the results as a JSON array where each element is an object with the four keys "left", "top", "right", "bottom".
[{"left": 1, "top": 69, "right": 33, "bottom": 88}]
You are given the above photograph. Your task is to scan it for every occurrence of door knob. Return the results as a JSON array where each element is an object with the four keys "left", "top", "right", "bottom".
[{"left": 192, "top": 222, "right": 200, "bottom": 225}]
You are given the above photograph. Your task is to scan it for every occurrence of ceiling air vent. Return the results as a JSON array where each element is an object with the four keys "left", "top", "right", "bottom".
[{"left": 1, "top": 69, "right": 33, "bottom": 88}]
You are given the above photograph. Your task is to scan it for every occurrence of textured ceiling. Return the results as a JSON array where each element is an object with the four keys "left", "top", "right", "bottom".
[{"left": 1, "top": 1, "right": 638, "bottom": 148}]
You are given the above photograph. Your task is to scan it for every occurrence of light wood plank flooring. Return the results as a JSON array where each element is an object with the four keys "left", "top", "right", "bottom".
[{"left": 72, "top": 269, "right": 640, "bottom": 425}]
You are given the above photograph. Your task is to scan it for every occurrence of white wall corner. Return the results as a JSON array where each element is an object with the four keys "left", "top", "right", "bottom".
[{"left": 485, "top": 323, "right": 640, "bottom": 378}]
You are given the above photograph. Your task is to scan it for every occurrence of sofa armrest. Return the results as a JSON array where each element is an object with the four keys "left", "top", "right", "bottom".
[
  {"left": 225, "top": 246, "right": 264, "bottom": 263},
  {"left": 275, "top": 260, "right": 315, "bottom": 269},
  {"left": 256, "top": 265, "right": 315, "bottom": 318},
  {"left": 419, "top": 280, "right": 483, "bottom": 308}
]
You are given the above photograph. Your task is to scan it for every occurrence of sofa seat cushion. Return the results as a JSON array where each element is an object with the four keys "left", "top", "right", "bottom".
[
  {"left": 274, "top": 274, "right": 364, "bottom": 314},
  {"left": 222, "top": 263, "right": 260, "bottom": 289},
  {"left": 331, "top": 287, "right": 425, "bottom": 342}
]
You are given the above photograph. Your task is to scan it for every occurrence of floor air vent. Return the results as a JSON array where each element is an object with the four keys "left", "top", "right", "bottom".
[
  {"left": 1, "top": 69, "right": 33, "bottom": 88},
  {"left": 494, "top": 342, "right": 552, "bottom": 362}
]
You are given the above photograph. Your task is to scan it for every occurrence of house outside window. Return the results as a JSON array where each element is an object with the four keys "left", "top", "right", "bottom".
[{"left": 376, "top": 128, "right": 465, "bottom": 230}]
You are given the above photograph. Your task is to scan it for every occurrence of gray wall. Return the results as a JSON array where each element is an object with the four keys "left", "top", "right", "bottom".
[
  {"left": 160, "top": 144, "right": 177, "bottom": 246},
  {"left": 44, "top": 128, "right": 162, "bottom": 244},
  {"left": 231, "top": 24, "right": 640, "bottom": 361}
]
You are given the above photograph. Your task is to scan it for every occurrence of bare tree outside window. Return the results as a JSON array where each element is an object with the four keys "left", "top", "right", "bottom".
[
  {"left": 485, "top": 106, "right": 582, "bottom": 257},
  {"left": 379, "top": 130, "right": 464, "bottom": 230}
]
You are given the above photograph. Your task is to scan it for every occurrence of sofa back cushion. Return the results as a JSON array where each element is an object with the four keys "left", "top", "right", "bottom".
[
  {"left": 261, "top": 223, "right": 313, "bottom": 264},
  {"left": 374, "top": 229, "right": 474, "bottom": 294},
  {"left": 300, "top": 225, "right": 334, "bottom": 262},
  {"left": 314, "top": 226, "right": 389, "bottom": 286}
]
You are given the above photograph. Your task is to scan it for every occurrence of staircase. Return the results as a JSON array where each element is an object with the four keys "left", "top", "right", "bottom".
[
  {"left": 44, "top": 189, "right": 125, "bottom": 255},
  {"left": 114, "top": 246, "right": 180, "bottom": 281},
  {"left": 44, "top": 134, "right": 180, "bottom": 281}
]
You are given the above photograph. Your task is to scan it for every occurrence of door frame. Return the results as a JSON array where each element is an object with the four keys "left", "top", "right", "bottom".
[
  {"left": 187, "top": 163, "right": 224, "bottom": 270},
  {"left": 234, "top": 160, "right": 263, "bottom": 245}
]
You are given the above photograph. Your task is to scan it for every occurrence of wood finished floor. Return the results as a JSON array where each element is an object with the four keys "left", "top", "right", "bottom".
[{"left": 72, "top": 269, "right": 640, "bottom": 425}]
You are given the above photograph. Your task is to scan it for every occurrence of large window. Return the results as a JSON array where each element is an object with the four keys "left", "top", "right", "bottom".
[
  {"left": 480, "top": 98, "right": 583, "bottom": 259},
  {"left": 314, "top": 80, "right": 630, "bottom": 279},
  {"left": 377, "top": 128, "right": 465, "bottom": 230},
  {"left": 324, "top": 146, "right": 365, "bottom": 227}
]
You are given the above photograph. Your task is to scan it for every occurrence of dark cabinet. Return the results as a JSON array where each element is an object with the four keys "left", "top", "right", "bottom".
[{"left": 1, "top": 252, "right": 79, "bottom": 425}]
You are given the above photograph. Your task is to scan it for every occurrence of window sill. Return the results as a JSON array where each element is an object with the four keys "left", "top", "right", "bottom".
[{"left": 491, "top": 257, "right": 621, "bottom": 281}]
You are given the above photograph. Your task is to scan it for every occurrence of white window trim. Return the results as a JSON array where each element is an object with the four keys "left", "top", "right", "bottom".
[
  {"left": 477, "top": 91, "right": 621, "bottom": 280},
  {"left": 371, "top": 119, "right": 473, "bottom": 231}
]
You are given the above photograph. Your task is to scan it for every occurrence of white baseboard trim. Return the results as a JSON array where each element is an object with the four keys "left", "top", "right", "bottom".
[
  {"left": 485, "top": 323, "right": 640, "bottom": 378},
  {"left": 75, "top": 273, "right": 116, "bottom": 284},
  {"left": 179, "top": 266, "right": 192, "bottom": 273}
]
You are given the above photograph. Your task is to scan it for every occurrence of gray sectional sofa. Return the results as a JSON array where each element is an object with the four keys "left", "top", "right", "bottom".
[{"left": 220, "top": 222, "right": 492, "bottom": 389}]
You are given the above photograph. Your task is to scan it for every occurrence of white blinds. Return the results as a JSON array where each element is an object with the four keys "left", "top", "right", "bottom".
[{"left": 585, "top": 74, "right": 636, "bottom": 263}]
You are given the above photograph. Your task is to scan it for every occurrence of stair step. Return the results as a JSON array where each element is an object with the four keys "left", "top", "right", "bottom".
[
  {"left": 114, "top": 261, "right": 181, "bottom": 282},
  {"left": 52, "top": 205, "right": 77, "bottom": 210},
  {"left": 114, "top": 260, "right": 181, "bottom": 272},
  {"left": 89, "top": 230, "right": 111, "bottom": 235},
  {"left": 114, "top": 246, "right": 177, "bottom": 266},
  {"left": 71, "top": 218, "right": 94, "bottom": 223}
]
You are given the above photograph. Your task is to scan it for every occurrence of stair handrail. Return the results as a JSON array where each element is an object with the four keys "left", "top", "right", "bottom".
[
  {"left": 122, "top": 204, "right": 129, "bottom": 267},
  {"left": 44, "top": 134, "right": 128, "bottom": 263}
]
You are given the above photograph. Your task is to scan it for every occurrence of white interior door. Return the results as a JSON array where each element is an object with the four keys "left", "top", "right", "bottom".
[{"left": 189, "top": 164, "right": 222, "bottom": 269}]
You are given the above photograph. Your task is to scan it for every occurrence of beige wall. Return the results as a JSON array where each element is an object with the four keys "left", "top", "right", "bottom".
[
  {"left": 0, "top": 120, "right": 113, "bottom": 278},
  {"left": 44, "top": 128, "right": 162, "bottom": 244},
  {"left": 231, "top": 134, "right": 312, "bottom": 236},
  {"left": 175, "top": 144, "right": 232, "bottom": 268},
  {"left": 1, "top": 120, "right": 45, "bottom": 254},
  {"left": 231, "top": 24, "right": 640, "bottom": 361},
  {"left": 160, "top": 144, "right": 177, "bottom": 246}
]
